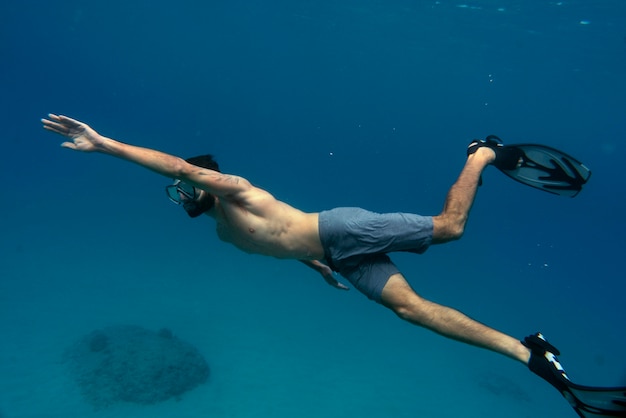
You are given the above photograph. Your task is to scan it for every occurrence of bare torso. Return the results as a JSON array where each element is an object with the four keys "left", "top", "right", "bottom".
[{"left": 208, "top": 185, "right": 325, "bottom": 260}]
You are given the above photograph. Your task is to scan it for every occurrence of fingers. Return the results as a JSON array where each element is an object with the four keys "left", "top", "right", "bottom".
[
  {"left": 42, "top": 114, "right": 82, "bottom": 130},
  {"left": 61, "top": 141, "right": 77, "bottom": 150},
  {"left": 42, "top": 114, "right": 62, "bottom": 128},
  {"left": 42, "top": 118, "right": 69, "bottom": 135},
  {"left": 325, "top": 275, "right": 349, "bottom": 290},
  {"left": 42, "top": 113, "right": 84, "bottom": 137},
  {"left": 56, "top": 114, "right": 82, "bottom": 127}
]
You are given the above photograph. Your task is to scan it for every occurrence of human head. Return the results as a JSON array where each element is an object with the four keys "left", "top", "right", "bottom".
[{"left": 178, "top": 155, "right": 221, "bottom": 218}]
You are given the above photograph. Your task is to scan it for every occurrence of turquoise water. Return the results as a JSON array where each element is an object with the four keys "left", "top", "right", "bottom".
[{"left": 1, "top": 1, "right": 625, "bottom": 417}]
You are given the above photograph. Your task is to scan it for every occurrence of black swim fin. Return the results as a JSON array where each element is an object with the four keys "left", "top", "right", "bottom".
[
  {"left": 468, "top": 135, "right": 592, "bottom": 197},
  {"left": 523, "top": 333, "right": 626, "bottom": 417}
]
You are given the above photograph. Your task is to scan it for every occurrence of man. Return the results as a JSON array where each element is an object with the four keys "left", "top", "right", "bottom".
[{"left": 42, "top": 114, "right": 625, "bottom": 417}]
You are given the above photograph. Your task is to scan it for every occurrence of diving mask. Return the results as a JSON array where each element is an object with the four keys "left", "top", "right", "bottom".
[{"left": 165, "top": 180, "right": 214, "bottom": 218}]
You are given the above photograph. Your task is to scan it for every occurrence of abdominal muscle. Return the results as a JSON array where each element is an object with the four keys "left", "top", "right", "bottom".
[{"left": 213, "top": 199, "right": 325, "bottom": 260}]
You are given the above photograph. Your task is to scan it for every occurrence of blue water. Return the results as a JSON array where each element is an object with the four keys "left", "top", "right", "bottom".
[{"left": 1, "top": 1, "right": 625, "bottom": 417}]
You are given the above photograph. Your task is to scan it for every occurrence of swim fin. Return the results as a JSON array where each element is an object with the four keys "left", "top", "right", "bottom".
[
  {"left": 523, "top": 333, "right": 626, "bottom": 417},
  {"left": 468, "top": 135, "right": 592, "bottom": 197}
]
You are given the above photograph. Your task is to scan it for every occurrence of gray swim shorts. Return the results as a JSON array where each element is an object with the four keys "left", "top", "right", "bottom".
[{"left": 318, "top": 207, "right": 433, "bottom": 303}]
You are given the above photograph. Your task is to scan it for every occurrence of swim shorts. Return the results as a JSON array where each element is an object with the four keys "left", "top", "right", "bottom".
[{"left": 318, "top": 207, "right": 433, "bottom": 303}]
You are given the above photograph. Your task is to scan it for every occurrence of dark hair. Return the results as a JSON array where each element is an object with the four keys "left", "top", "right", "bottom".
[{"left": 185, "top": 154, "right": 220, "bottom": 172}]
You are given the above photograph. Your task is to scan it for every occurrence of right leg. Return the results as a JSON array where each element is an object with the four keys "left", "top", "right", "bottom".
[
  {"left": 381, "top": 273, "right": 531, "bottom": 364},
  {"left": 432, "top": 147, "right": 495, "bottom": 244}
]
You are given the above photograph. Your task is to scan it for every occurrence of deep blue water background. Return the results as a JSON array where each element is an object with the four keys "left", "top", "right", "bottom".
[{"left": 1, "top": 1, "right": 625, "bottom": 417}]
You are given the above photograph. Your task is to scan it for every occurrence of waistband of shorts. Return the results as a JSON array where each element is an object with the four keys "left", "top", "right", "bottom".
[{"left": 317, "top": 210, "right": 339, "bottom": 271}]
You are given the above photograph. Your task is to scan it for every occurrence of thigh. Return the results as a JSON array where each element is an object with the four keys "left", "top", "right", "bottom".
[
  {"left": 321, "top": 209, "right": 433, "bottom": 263},
  {"left": 380, "top": 273, "right": 421, "bottom": 310},
  {"left": 340, "top": 254, "right": 400, "bottom": 303},
  {"left": 357, "top": 212, "right": 433, "bottom": 255}
]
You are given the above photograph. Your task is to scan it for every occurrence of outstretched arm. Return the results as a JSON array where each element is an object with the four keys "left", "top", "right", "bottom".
[
  {"left": 299, "top": 260, "right": 349, "bottom": 291},
  {"left": 42, "top": 114, "right": 249, "bottom": 196}
]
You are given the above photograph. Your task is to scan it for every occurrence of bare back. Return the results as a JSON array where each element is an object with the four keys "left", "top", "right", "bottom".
[{"left": 210, "top": 185, "right": 325, "bottom": 260}]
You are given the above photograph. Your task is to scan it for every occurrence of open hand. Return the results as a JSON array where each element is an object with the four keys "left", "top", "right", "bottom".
[{"left": 42, "top": 114, "right": 103, "bottom": 152}]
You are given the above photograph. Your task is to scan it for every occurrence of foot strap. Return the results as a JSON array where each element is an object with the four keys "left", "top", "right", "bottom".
[
  {"left": 467, "top": 135, "right": 524, "bottom": 171},
  {"left": 522, "top": 332, "right": 571, "bottom": 394}
]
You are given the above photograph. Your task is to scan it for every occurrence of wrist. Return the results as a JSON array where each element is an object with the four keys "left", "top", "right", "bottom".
[{"left": 97, "top": 136, "right": 120, "bottom": 154}]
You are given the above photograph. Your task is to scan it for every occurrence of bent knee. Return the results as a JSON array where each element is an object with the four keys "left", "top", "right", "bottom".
[
  {"left": 383, "top": 294, "right": 433, "bottom": 325},
  {"left": 381, "top": 274, "right": 432, "bottom": 324},
  {"left": 392, "top": 303, "right": 417, "bottom": 322},
  {"left": 389, "top": 297, "right": 435, "bottom": 326},
  {"left": 432, "top": 215, "right": 465, "bottom": 243}
]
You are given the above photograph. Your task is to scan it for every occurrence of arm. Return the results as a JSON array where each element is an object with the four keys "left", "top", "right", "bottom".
[
  {"left": 42, "top": 114, "right": 249, "bottom": 197},
  {"left": 299, "top": 260, "right": 349, "bottom": 291}
]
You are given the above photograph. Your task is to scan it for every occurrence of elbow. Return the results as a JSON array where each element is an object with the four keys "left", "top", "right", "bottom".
[{"left": 172, "top": 158, "right": 192, "bottom": 180}]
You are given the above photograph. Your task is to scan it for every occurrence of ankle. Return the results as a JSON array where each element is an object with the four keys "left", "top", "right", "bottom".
[
  {"left": 518, "top": 344, "right": 532, "bottom": 364},
  {"left": 469, "top": 147, "right": 496, "bottom": 165}
]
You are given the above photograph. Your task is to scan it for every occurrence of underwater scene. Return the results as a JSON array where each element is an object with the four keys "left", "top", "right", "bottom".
[{"left": 1, "top": 1, "right": 625, "bottom": 417}]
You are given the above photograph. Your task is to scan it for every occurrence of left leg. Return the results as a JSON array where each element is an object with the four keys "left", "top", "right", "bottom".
[
  {"left": 380, "top": 273, "right": 531, "bottom": 364},
  {"left": 432, "top": 146, "right": 495, "bottom": 243}
]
